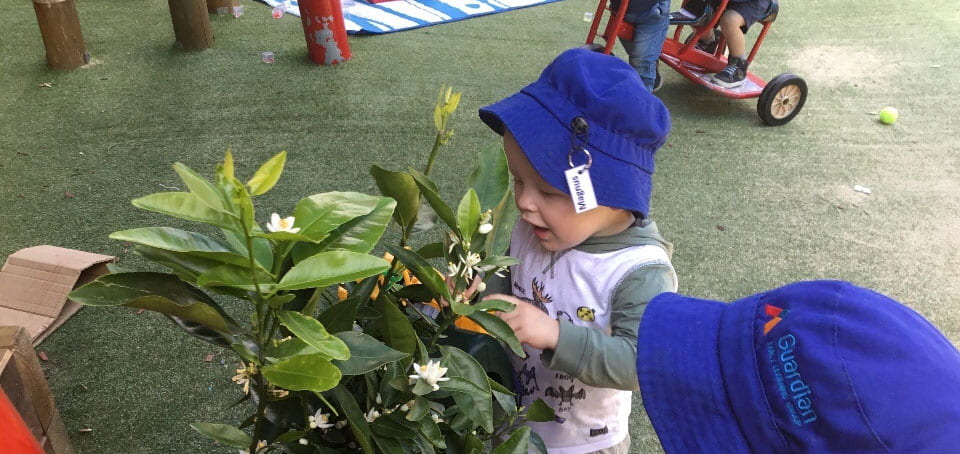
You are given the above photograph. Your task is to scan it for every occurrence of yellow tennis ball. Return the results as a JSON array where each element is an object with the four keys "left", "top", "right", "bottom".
[{"left": 879, "top": 107, "right": 898, "bottom": 125}]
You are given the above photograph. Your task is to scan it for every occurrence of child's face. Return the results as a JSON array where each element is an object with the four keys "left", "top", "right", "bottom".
[{"left": 504, "top": 130, "right": 634, "bottom": 252}]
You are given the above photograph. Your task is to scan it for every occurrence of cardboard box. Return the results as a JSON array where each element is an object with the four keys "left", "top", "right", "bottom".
[
  {"left": 1, "top": 326, "right": 74, "bottom": 454},
  {"left": 0, "top": 246, "right": 114, "bottom": 345}
]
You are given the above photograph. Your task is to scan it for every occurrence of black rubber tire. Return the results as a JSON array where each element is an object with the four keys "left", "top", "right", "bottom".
[{"left": 757, "top": 73, "right": 807, "bottom": 126}]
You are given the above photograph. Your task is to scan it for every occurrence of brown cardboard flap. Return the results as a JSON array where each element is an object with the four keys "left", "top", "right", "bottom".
[
  {"left": 0, "top": 326, "right": 75, "bottom": 454},
  {"left": 0, "top": 246, "right": 113, "bottom": 344}
]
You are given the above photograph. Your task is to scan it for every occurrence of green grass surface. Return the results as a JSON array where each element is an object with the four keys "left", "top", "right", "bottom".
[{"left": 2, "top": 0, "right": 959, "bottom": 452}]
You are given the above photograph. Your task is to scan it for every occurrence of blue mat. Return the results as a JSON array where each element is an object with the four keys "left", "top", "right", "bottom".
[{"left": 260, "top": 0, "right": 564, "bottom": 35}]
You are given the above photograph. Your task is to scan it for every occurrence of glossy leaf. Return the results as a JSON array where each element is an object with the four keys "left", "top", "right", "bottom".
[
  {"left": 370, "top": 165, "right": 421, "bottom": 232},
  {"left": 330, "top": 385, "right": 375, "bottom": 454},
  {"left": 525, "top": 398, "right": 555, "bottom": 423},
  {"left": 246, "top": 151, "right": 286, "bottom": 196},
  {"left": 111, "top": 227, "right": 250, "bottom": 267},
  {"left": 405, "top": 396, "right": 431, "bottom": 422},
  {"left": 312, "top": 196, "right": 395, "bottom": 255},
  {"left": 439, "top": 346, "right": 493, "bottom": 433},
  {"left": 278, "top": 251, "right": 389, "bottom": 290},
  {"left": 261, "top": 354, "right": 340, "bottom": 392},
  {"left": 221, "top": 228, "right": 274, "bottom": 271},
  {"left": 197, "top": 264, "right": 277, "bottom": 293},
  {"left": 456, "top": 189, "right": 481, "bottom": 240},
  {"left": 468, "top": 298, "right": 515, "bottom": 314},
  {"left": 492, "top": 426, "right": 531, "bottom": 454},
  {"left": 317, "top": 275, "right": 377, "bottom": 332},
  {"left": 409, "top": 170, "right": 457, "bottom": 231},
  {"left": 467, "top": 311, "right": 524, "bottom": 357},
  {"left": 132, "top": 192, "right": 238, "bottom": 230},
  {"left": 468, "top": 143, "right": 511, "bottom": 212},
  {"left": 371, "top": 413, "right": 418, "bottom": 439},
  {"left": 190, "top": 422, "right": 251, "bottom": 449},
  {"left": 132, "top": 244, "right": 223, "bottom": 285},
  {"left": 69, "top": 272, "right": 236, "bottom": 333},
  {"left": 173, "top": 162, "right": 226, "bottom": 212},
  {"left": 476, "top": 255, "right": 520, "bottom": 269},
  {"left": 383, "top": 245, "right": 451, "bottom": 303},
  {"left": 374, "top": 295, "right": 418, "bottom": 360},
  {"left": 252, "top": 230, "right": 318, "bottom": 243},
  {"left": 416, "top": 242, "right": 444, "bottom": 259},
  {"left": 333, "top": 331, "right": 408, "bottom": 375},
  {"left": 277, "top": 311, "right": 350, "bottom": 360},
  {"left": 293, "top": 192, "right": 390, "bottom": 242},
  {"left": 485, "top": 188, "right": 519, "bottom": 257},
  {"left": 489, "top": 379, "right": 517, "bottom": 418}
]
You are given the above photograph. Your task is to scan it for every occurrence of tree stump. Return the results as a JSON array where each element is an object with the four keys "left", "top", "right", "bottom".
[
  {"left": 32, "top": 0, "right": 88, "bottom": 70},
  {"left": 205, "top": 0, "right": 238, "bottom": 14},
  {"left": 167, "top": 0, "right": 213, "bottom": 50}
]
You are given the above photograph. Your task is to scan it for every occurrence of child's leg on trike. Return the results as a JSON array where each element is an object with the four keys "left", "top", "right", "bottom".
[
  {"left": 718, "top": 10, "right": 747, "bottom": 59},
  {"left": 618, "top": 0, "right": 670, "bottom": 91}
]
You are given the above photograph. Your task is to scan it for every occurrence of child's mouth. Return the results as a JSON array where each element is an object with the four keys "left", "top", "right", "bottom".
[{"left": 532, "top": 226, "right": 549, "bottom": 239}]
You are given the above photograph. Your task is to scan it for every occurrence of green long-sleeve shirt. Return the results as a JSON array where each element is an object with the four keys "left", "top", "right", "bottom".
[{"left": 486, "top": 218, "right": 677, "bottom": 391}]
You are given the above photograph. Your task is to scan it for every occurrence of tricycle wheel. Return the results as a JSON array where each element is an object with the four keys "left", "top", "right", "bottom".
[{"left": 757, "top": 73, "right": 807, "bottom": 126}]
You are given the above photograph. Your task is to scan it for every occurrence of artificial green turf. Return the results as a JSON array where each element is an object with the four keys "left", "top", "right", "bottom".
[{"left": 1, "top": 0, "right": 959, "bottom": 452}]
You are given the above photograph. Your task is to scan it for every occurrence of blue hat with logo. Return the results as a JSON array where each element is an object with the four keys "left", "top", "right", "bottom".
[
  {"left": 479, "top": 47, "right": 670, "bottom": 217},
  {"left": 637, "top": 280, "right": 960, "bottom": 453}
]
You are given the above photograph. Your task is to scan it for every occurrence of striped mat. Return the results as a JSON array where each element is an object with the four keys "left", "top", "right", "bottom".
[{"left": 260, "top": 0, "right": 564, "bottom": 34}]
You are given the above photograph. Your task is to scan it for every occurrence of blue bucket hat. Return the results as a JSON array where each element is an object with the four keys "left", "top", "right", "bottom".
[
  {"left": 479, "top": 47, "right": 670, "bottom": 217},
  {"left": 637, "top": 280, "right": 960, "bottom": 453}
]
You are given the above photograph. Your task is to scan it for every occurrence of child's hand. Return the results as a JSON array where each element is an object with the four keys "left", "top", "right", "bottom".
[
  {"left": 439, "top": 275, "right": 483, "bottom": 307},
  {"left": 486, "top": 293, "right": 560, "bottom": 351}
]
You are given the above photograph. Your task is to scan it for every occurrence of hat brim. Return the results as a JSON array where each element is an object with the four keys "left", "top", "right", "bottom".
[
  {"left": 637, "top": 293, "right": 754, "bottom": 453},
  {"left": 480, "top": 90, "right": 653, "bottom": 215}
]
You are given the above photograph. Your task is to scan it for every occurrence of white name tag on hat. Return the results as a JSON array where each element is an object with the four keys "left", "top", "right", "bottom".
[{"left": 565, "top": 165, "right": 598, "bottom": 213}]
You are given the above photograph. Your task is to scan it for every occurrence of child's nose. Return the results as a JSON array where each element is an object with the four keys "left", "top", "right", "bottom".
[{"left": 515, "top": 187, "right": 537, "bottom": 212}]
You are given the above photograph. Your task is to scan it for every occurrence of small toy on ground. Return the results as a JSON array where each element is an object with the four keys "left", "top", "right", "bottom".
[{"left": 879, "top": 106, "right": 898, "bottom": 125}]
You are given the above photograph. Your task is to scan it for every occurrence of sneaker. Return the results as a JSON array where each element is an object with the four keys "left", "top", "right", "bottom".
[
  {"left": 688, "top": 29, "right": 719, "bottom": 54},
  {"left": 713, "top": 56, "right": 748, "bottom": 88}
]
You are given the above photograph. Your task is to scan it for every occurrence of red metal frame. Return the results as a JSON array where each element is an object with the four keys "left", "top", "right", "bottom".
[{"left": 585, "top": 0, "right": 776, "bottom": 99}]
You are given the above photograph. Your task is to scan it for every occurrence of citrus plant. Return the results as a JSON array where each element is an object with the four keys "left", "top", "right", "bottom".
[{"left": 69, "top": 87, "right": 552, "bottom": 453}]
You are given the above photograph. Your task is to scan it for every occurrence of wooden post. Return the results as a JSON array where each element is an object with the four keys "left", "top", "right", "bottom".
[
  {"left": 167, "top": 0, "right": 213, "bottom": 50},
  {"left": 32, "top": 0, "right": 88, "bottom": 70},
  {"left": 205, "top": 0, "right": 238, "bottom": 14}
]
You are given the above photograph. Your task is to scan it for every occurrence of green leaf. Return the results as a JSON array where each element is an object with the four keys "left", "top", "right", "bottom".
[
  {"left": 406, "top": 396, "right": 431, "bottom": 422},
  {"left": 278, "top": 251, "right": 389, "bottom": 290},
  {"left": 228, "top": 176, "right": 256, "bottom": 231},
  {"left": 409, "top": 170, "right": 457, "bottom": 231},
  {"left": 485, "top": 188, "right": 519, "bottom": 257},
  {"left": 383, "top": 245, "right": 451, "bottom": 303},
  {"left": 252, "top": 230, "right": 318, "bottom": 243},
  {"left": 173, "top": 162, "right": 227, "bottom": 212},
  {"left": 69, "top": 272, "right": 236, "bottom": 334},
  {"left": 489, "top": 379, "right": 518, "bottom": 418},
  {"left": 317, "top": 275, "right": 377, "bottom": 332},
  {"left": 333, "top": 331, "right": 408, "bottom": 375},
  {"left": 374, "top": 295, "right": 418, "bottom": 360},
  {"left": 246, "top": 151, "right": 287, "bottom": 196},
  {"left": 197, "top": 264, "right": 277, "bottom": 293},
  {"left": 456, "top": 189, "right": 481, "bottom": 240},
  {"left": 268, "top": 337, "right": 317, "bottom": 360},
  {"left": 132, "top": 192, "right": 238, "bottom": 230},
  {"left": 468, "top": 143, "right": 511, "bottom": 212},
  {"left": 419, "top": 416, "right": 444, "bottom": 448},
  {"left": 467, "top": 311, "right": 524, "bottom": 357},
  {"left": 492, "top": 426, "right": 531, "bottom": 454},
  {"left": 330, "top": 385, "right": 375, "bottom": 454},
  {"left": 221, "top": 228, "right": 274, "bottom": 271},
  {"left": 131, "top": 244, "right": 223, "bottom": 285},
  {"left": 221, "top": 150, "right": 235, "bottom": 180},
  {"left": 277, "top": 311, "right": 350, "bottom": 360},
  {"left": 312, "top": 197, "right": 395, "bottom": 255},
  {"left": 111, "top": 227, "right": 250, "bottom": 267},
  {"left": 476, "top": 255, "right": 520, "bottom": 269},
  {"left": 189, "top": 422, "right": 251, "bottom": 449},
  {"left": 416, "top": 242, "right": 445, "bottom": 259},
  {"left": 439, "top": 346, "right": 493, "bottom": 433},
  {"left": 293, "top": 192, "right": 390, "bottom": 243},
  {"left": 470, "top": 298, "right": 515, "bottom": 313},
  {"left": 524, "top": 398, "right": 555, "bottom": 423},
  {"left": 261, "top": 354, "right": 341, "bottom": 392},
  {"left": 370, "top": 166, "right": 421, "bottom": 232},
  {"left": 371, "top": 413, "right": 418, "bottom": 439}
]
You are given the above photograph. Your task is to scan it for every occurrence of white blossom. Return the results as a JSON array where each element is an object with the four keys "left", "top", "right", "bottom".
[
  {"left": 309, "top": 409, "right": 334, "bottom": 430},
  {"left": 266, "top": 213, "right": 300, "bottom": 234},
  {"left": 478, "top": 223, "right": 493, "bottom": 234},
  {"left": 409, "top": 360, "right": 450, "bottom": 391},
  {"left": 364, "top": 408, "right": 381, "bottom": 423},
  {"left": 298, "top": 438, "right": 308, "bottom": 445},
  {"left": 477, "top": 281, "right": 487, "bottom": 293}
]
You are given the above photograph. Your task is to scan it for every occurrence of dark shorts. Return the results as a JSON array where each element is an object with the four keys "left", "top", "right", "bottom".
[{"left": 727, "top": 0, "right": 772, "bottom": 31}]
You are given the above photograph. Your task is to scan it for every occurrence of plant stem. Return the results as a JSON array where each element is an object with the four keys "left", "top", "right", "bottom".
[{"left": 423, "top": 132, "right": 444, "bottom": 177}]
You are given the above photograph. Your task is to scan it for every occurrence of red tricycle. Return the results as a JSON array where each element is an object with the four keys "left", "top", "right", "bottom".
[{"left": 585, "top": 0, "right": 807, "bottom": 126}]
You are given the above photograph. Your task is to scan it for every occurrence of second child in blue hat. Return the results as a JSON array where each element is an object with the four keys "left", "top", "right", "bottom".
[{"left": 479, "top": 48, "right": 675, "bottom": 453}]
